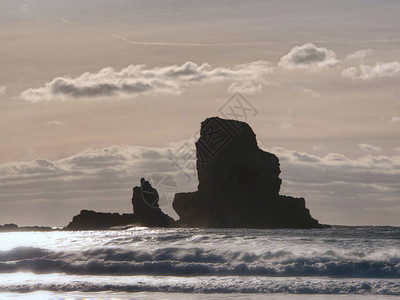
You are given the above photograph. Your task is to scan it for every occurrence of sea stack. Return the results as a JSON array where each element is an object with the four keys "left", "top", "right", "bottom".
[
  {"left": 173, "top": 117, "right": 325, "bottom": 228},
  {"left": 131, "top": 178, "right": 175, "bottom": 227}
]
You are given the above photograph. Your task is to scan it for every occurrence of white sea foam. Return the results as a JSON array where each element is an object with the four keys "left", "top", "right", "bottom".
[
  {"left": 0, "top": 227, "right": 399, "bottom": 296},
  {"left": 0, "top": 246, "right": 399, "bottom": 278},
  {"left": 0, "top": 273, "right": 399, "bottom": 295}
]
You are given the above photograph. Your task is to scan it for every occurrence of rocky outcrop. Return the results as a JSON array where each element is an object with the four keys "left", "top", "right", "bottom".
[
  {"left": 66, "top": 210, "right": 138, "bottom": 230},
  {"left": 0, "top": 223, "right": 52, "bottom": 232},
  {"left": 65, "top": 179, "right": 175, "bottom": 230},
  {"left": 131, "top": 178, "right": 175, "bottom": 227},
  {"left": 173, "top": 117, "right": 325, "bottom": 228},
  {"left": 63, "top": 117, "right": 326, "bottom": 230}
]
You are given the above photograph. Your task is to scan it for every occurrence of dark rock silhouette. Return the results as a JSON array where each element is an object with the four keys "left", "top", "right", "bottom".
[
  {"left": 63, "top": 117, "right": 327, "bottom": 230},
  {"left": 173, "top": 117, "right": 325, "bottom": 228},
  {"left": 66, "top": 210, "right": 138, "bottom": 230},
  {"left": 131, "top": 178, "right": 175, "bottom": 227},
  {"left": 0, "top": 223, "right": 18, "bottom": 231},
  {"left": 65, "top": 179, "right": 175, "bottom": 229},
  {"left": 0, "top": 223, "right": 52, "bottom": 232}
]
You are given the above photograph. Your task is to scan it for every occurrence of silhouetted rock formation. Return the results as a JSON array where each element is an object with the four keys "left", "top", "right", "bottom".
[
  {"left": 0, "top": 223, "right": 52, "bottom": 232},
  {"left": 131, "top": 178, "right": 175, "bottom": 227},
  {"left": 0, "top": 223, "right": 18, "bottom": 231},
  {"left": 173, "top": 117, "right": 325, "bottom": 228},
  {"left": 62, "top": 117, "right": 326, "bottom": 230},
  {"left": 65, "top": 179, "right": 175, "bottom": 230},
  {"left": 66, "top": 210, "right": 138, "bottom": 230}
]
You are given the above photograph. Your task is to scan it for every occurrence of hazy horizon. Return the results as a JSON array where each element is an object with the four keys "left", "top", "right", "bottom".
[{"left": 1, "top": 0, "right": 400, "bottom": 226}]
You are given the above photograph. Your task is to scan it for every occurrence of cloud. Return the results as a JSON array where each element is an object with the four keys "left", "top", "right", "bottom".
[
  {"left": 227, "top": 81, "right": 262, "bottom": 94},
  {"left": 45, "top": 120, "right": 65, "bottom": 127},
  {"left": 279, "top": 43, "right": 340, "bottom": 71},
  {"left": 1, "top": 143, "right": 400, "bottom": 226},
  {"left": 0, "top": 143, "right": 199, "bottom": 226},
  {"left": 389, "top": 116, "right": 400, "bottom": 123},
  {"left": 358, "top": 143, "right": 382, "bottom": 152},
  {"left": 341, "top": 62, "right": 400, "bottom": 80},
  {"left": 280, "top": 122, "right": 293, "bottom": 129},
  {"left": 0, "top": 86, "right": 6, "bottom": 95},
  {"left": 19, "top": 3, "right": 36, "bottom": 15},
  {"left": 20, "top": 61, "right": 274, "bottom": 102},
  {"left": 263, "top": 146, "right": 400, "bottom": 225},
  {"left": 293, "top": 86, "right": 321, "bottom": 98},
  {"left": 341, "top": 67, "right": 358, "bottom": 79},
  {"left": 346, "top": 49, "right": 373, "bottom": 60}
]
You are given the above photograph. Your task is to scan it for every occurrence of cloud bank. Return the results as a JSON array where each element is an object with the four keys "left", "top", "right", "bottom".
[
  {"left": 1, "top": 144, "right": 399, "bottom": 226},
  {"left": 0, "top": 145, "right": 186, "bottom": 225},
  {"left": 20, "top": 61, "right": 274, "bottom": 102},
  {"left": 279, "top": 43, "right": 341, "bottom": 71},
  {"left": 342, "top": 62, "right": 400, "bottom": 80},
  {"left": 266, "top": 146, "right": 400, "bottom": 225},
  {"left": 19, "top": 45, "right": 398, "bottom": 103}
]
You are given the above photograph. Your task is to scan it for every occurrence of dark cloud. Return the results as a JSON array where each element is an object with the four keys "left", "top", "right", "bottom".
[{"left": 20, "top": 61, "right": 274, "bottom": 102}]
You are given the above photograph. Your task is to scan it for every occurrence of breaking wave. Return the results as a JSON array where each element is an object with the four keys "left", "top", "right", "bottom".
[
  {"left": 0, "top": 227, "right": 399, "bottom": 296},
  {"left": 1, "top": 277, "right": 400, "bottom": 295},
  {"left": 0, "top": 246, "right": 399, "bottom": 278}
]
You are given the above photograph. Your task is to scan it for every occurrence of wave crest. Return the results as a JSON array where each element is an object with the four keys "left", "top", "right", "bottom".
[{"left": 0, "top": 246, "right": 399, "bottom": 278}]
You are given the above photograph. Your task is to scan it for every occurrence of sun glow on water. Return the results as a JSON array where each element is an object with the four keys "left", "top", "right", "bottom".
[{"left": 0, "top": 228, "right": 399, "bottom": 298}]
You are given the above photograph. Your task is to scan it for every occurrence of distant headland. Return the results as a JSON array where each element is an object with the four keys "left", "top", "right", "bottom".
[{"left": 1, "top": 117, "right": 329, "bottom": 231}]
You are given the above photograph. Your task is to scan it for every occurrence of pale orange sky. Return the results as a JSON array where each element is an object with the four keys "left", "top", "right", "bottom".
[{"left": 0, "top": 0, "right": 399, "bottom": 226}]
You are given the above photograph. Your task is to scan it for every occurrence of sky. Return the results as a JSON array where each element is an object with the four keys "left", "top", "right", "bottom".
[{"left": 0, "top": 0, "right": 399, "bottom": 226}]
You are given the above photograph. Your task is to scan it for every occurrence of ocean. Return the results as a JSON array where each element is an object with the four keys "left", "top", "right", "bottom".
[{"left": 0, "top": 226, "right": 399, "bottom": 299}]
